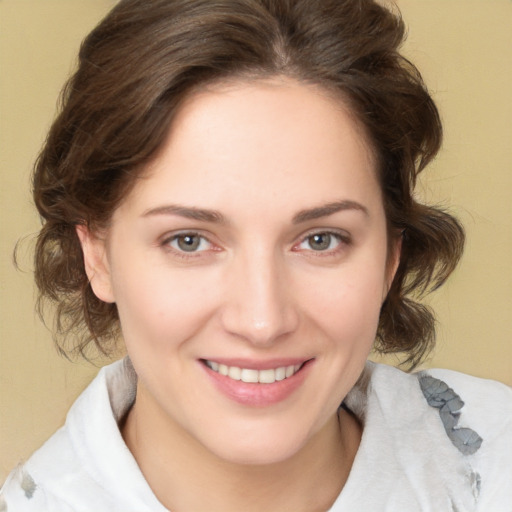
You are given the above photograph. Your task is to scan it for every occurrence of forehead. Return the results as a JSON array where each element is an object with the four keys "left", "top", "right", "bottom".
[
  {"left": 166, "top": 77, "right": 374, "bottom": 165},
  {"left": 121, "top": 77, "right": 380, "bottom": 218}
]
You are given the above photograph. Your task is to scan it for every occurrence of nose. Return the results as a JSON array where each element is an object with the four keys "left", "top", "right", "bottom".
[{"left": 220, "top": 249, "right": 299, "bottom": 346}]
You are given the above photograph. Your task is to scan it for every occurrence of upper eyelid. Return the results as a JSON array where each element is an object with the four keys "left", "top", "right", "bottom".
[
  {"left": 161, "top": 229, "right": 212, "bottom": 244},
  {"left": 291, "top": 229, "right": 351, "bottom": 253},
  {"left": 297, "top": 228, "right": 351, "bottom": 242},
  {"left": 159, "top": 228, "right": 351, "bottom": 250},
  {"left": 160, "top": 231, "right": 213, "bottom": 252},
  {"left": 161, "top": 232, "right": 218, "bottom": 258}
]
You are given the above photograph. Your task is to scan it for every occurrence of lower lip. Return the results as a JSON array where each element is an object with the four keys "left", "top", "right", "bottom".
[{"left": 201, "top": 360, "right": 314, "bottom": 407}]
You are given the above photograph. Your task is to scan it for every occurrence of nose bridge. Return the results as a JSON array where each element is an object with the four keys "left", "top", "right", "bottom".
[{"left": 221, "top": 243, "right": 298, "bottom": 345}]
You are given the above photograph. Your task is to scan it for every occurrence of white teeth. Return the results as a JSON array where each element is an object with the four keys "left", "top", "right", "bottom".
[
  {"left": 228, "top": 366, "right": 241, "bottom": 380},
  {"left": 205, "top": 360, "right": 303, "bottom": 384},
  {"left": 241, "top": 369, "right": 259, "bottom": 383},
  {"left": 258, "top": 369, "right": 275, "bottom": 384},
  {"left": 275, "top": 367, "right": 286, "bottom": 381}
]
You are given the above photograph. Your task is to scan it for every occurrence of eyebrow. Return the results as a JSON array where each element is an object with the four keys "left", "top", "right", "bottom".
[
  {"left": 142, "top": 204, "right": 227, "bottom": 223},
  {"left": 292, "top": 200, "right": 369, "bottom": 224},
  {"left": 142, "top": 199, "right": 368, "bottom": 224}
]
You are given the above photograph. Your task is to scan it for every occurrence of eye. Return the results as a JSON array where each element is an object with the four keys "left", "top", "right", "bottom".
[
  {"left": 296, "top": 231, "right": 347, "bottom": 252},
  {"left": 167, "top": 233, "right": 212, "bottom": 253}
]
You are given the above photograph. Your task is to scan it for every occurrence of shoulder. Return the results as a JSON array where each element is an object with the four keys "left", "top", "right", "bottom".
[
  {"left": 344, "top": 362, "right": 512, "bottom": 510},
  {"left": 0, "top": 359, "right": 139, "bottom": 511},
  {"left": 363, "top": 362, "right": 512, "bottom": 436},
  {"left": 421, "top": 367, "right": 512, "bottom": 510},
  {"left": 422, "top": 367, "right": 512, "bottom": 439},
  {"left": 418, "top": 367, "right": 512, "bottom": 456},
  {"left": 0, "top": 417, "right": 114, "bottom": 511}
]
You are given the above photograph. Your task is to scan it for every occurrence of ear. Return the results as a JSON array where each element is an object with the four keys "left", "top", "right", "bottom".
[
  {"left": 76, "top": 225, "right": 115, "bottom": 303},
  {"left": 383, "top": 232, "right": 402, "bottom": 300}
]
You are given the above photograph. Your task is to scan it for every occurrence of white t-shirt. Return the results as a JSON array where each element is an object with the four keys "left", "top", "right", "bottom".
[{"left": 2, "top": 358, "right": 511, "bottom": 511}]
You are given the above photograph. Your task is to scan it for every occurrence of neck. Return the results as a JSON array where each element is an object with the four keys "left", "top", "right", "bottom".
[{"left": 122, "top": 385, "right": 361, "bottom": 512}]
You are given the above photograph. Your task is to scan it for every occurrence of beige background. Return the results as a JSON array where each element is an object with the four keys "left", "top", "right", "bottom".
[{"left": 1, "top": 0, "right": 511, "bottom": 482}]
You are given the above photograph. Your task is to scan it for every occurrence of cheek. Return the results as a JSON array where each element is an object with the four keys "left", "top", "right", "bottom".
[
  {"left": 303, "top": 259, "right": 387, "bottom": 347},
  {"left": 111, "top": 261, "right": 220, "bottom": 354}
]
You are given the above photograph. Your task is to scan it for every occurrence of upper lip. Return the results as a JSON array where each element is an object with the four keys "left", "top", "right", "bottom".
[{"left": 200, "top": 357, "right": 313, "bottom": 370}]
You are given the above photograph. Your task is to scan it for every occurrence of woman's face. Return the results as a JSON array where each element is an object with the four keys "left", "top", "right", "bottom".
[{"left": 82, "top": 78, "right": 399, "bottom": 465}]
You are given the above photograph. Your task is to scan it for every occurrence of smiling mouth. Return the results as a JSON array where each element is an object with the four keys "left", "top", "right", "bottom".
[{"left": 204, "top": 360, "right": 305, "bottom": 384}]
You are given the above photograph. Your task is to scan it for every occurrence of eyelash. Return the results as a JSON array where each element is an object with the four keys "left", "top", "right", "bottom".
[
  {"left": 293, "top": 230, "right": 351, "bottom": 256},
  {"left": 160, "top": 229, "right": 351, "bottom": 260},
  {"left": 161, "top": 232, "right": 216, "bottom": 259}
]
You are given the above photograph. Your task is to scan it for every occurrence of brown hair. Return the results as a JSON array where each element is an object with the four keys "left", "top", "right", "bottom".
[{"left": 33, "top": 0, "right": 464, "bottom": 367}]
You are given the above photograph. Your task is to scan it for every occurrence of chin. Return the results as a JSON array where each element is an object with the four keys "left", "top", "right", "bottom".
[
  {"left": 198, "top": 420, "right": 317, "bottom": 467},
  {"left": 211, "top": 441, "right": 305, "bottom": 467}
]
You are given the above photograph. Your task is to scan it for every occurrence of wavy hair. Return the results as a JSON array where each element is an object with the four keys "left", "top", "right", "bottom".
[{"left": 32, "top": 0, "right": 464, "bottom": 367}]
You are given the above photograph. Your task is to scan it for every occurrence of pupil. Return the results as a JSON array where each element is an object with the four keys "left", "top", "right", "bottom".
[
  {"left": 310, "top": 233, "right": 330, "bottom": 251},
  {"left": 178, "top": 235, "right": 200, "bottom": 251}
]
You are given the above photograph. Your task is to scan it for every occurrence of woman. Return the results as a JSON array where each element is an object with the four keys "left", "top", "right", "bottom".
[{"left": 1, "top": 0, "right": 511, "bottom": 510}]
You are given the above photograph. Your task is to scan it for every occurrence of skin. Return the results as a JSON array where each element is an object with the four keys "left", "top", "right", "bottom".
[{"left": 78, "top": 77, "right": 400, "bottom": 511}]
